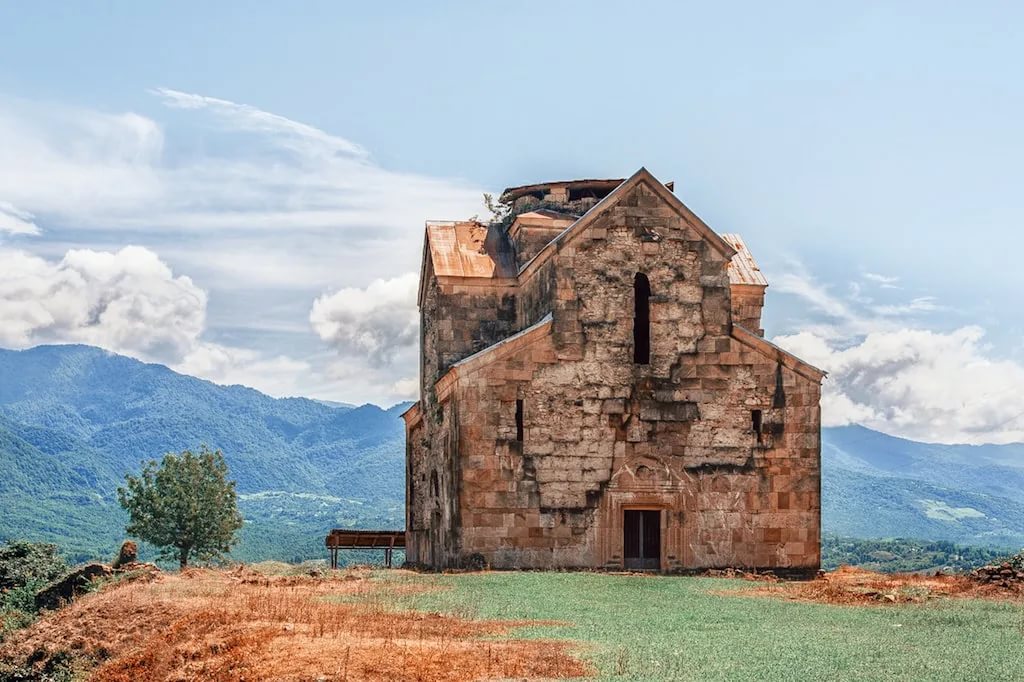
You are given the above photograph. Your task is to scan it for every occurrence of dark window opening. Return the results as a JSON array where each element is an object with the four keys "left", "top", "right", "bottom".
[
  {"left": 633, "top": 273, "right": 651, "bottom": 364},
  {"left": 568, "top": 186, "right": 615, "bottom": 202},
  {"left": 430, "top": 470, "right": 439, "bottom": 498},
  {"left": 623, "top": 510, "right": 661, "bottom": 570},
  {"left": 751, "top": 409, "right": 763, "bottom": 444},
  {"left": 515, "top": 399, "right": 524, "bottom": 442}
]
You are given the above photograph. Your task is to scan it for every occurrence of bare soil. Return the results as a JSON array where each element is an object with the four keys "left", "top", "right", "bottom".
[{"left": 719, "top": 565, "right": 1024, "bottom": 606}]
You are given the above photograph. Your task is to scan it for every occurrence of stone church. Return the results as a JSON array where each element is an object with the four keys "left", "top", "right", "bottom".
[{"left": 402, "top": 168, "right": 824, "bottom": 573}]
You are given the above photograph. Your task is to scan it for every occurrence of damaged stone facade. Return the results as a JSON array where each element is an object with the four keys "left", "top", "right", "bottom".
[{"left": 403, "top": 168, "right": 824, "bottom": 573}]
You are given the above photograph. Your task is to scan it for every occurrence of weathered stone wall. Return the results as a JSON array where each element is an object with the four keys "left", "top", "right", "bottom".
[
  {"left": 730, "top": 284, "right": 766, "bottom": 336},
  {"left": 418, "top": 265, "right": 517, "bottom": 407},
  {"left": 516, "top": 258, "right": 558, "bottom": 329},
  {"left": 509, "top": 226, "right": 563, "bottom": 269},
  {"left": 409, "top": 262, "right": 516, "bottom": 566},
  {"left": 409, "top": 176, "right": 821, "bottom": 572}
]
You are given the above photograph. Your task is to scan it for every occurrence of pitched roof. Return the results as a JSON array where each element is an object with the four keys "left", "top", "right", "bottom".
[
  {"left": 518, "top": 167, "right": 738, "bottom": 280},
  {"left": 722, "top": 233, "right": 768, "bottom": 287},
  {"left": 424, "top": 221, "right": 517, "bottom": 279},
  {"left": 731, "top": 325, "right": 826, "bottom": 383},
  {"left": 508, "top": 209, "right": 577, "bottom": 238},
  {"left": 400, "top": 401, "right": 422, "bottom": 427}
]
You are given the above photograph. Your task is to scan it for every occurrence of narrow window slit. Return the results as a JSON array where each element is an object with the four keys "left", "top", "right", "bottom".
[
  {"left": 515, "top": 399, "right": 524, "bottom": 442},
  {"left": 751, "top": 409, "right": 763, "bottom": 444},
  {"left": 633, "top": 273, "right": 651, "bottom": 364}
]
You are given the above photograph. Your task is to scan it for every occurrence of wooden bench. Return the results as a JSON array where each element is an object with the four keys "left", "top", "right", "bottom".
[{"left": 325, "top": 529, "right": 406, "bottom": 568}]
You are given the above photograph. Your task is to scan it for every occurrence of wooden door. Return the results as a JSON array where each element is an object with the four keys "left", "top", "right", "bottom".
[{"left": 623, "top": 510, "right": 660, "bottom": 570}]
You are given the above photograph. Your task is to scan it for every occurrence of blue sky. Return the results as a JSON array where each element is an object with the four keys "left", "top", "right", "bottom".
[{"left": 0, "top": 2, "right": 1021, "bottom": 443}]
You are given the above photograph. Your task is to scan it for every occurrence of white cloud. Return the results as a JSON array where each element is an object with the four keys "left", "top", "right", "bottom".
[
  {"left": 175, "top": 343, "right": 314, "bottom": 398},
  {"left": 774, "top": 271, "right": 858, "bottom": 322},
  {"left": 777, "top": 326, "right": 1024, "bottom": 444},
  {"left": 309, "top": 272, "right": 419, "bottom": 366},
  {"left": 863, "top": 272, "right": 901, "bottom": 288},
  {"left": 772, "top": 267, "right": 1024, "bottom": 444},
  {"left": 872, "top": 296, "right": 941, "bottom": 317},
  {"left": 153, "top": 87, "right": 370, "bottom": 160},
  {"left": 0, "top": 202, "right": 39, "bottom": 236},
  {"left": 0, "top": 90, "right": 491, "bottom": 405},
  {"left": 0, "top": 92, "right": 484, "bottom": 287},
  {"left": 0, "top": 246, "right": 205, "bottom": 360},
  {"left": 0, "top": 244, "right": 328, "bottom": 399},
  {"left": 0, "top": 102, "right": 164, "bottom": 221},
  {"left": 390, "top": 376, "right": 419, "bottom": 399}
]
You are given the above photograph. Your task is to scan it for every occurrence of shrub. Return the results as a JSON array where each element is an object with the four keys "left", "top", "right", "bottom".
[{"left": 0, "top": 540, "right": 67, "bottom": 592}]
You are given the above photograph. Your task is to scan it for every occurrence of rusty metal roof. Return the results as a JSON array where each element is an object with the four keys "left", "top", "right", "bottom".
[
  {"left": 722, "top": 233, "right": 768, "bottom": 287},
  {"left": 426, "top": 221, "right": 517, "bottom": 279}
]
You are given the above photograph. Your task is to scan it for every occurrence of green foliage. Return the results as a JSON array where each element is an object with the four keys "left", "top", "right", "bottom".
[
  {"left": 823, "top": 425, "right": 1024, "bottom": 547},
  {"left": 0, "top": 540, "right": 67, "bottom": 591},
  {"left": 822, "top": 535, "right": 1013, "bottom": 573},
  {"left": 1003, "top": 549, "right": 1024, "bottom": 571},
  {"left": 483, "top": 192, "right": 580, "bottom": 231},
  {"left": 0, "top": 540, "right": 66, "bottom": 639},
  {"left": 117, "top": 446, "right": 243, "bottom": 568},
  {"left": 482, "top": 192, "right": 511, "bottom": 224},
  {"left": 0, "top": 344, "right": 407, "bottom": 563},
  {"left": 0, "top": 651, "right": 76, "bottom": 682}
]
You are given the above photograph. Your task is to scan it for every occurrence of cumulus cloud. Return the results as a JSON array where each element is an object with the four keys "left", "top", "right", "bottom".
[
  {"left": 772, "top": 263, "right": 1024, "bottom": 444},
  {"left": 776, "top": 327, "right": 1024, "bottom": 444},
  {"left": 175, "top": 343, "right": 314, "bottom": 398},
  {"left": 309, "top": 273, "right": 419, "bottom": 366},
  {"left": 389, "top": 376, "right": 419, "bottom": 399},
  {"left": 0, "top": 246, "right": 206, "bottom": 360},
  {"left": 0, "top": 90, "right": 490, "bottom": 405},
  {"left": 0, "top": 244, "right": 325, "bottom": 399}
]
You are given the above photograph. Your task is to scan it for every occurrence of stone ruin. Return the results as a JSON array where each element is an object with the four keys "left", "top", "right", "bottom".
[
  {"left": 403, "top": 168, "right": 824, "bottom": 573},
  {"left": 970, "top": 561, "right": 1024, "bottom": 589}
]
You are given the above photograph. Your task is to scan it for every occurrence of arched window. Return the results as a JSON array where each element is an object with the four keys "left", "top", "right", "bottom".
[{"left": 633, "top": 273, "right": 651, "bottom": 364}]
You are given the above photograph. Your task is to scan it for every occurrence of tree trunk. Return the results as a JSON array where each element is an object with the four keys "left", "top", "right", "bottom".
[{"left": 179, "top": 546, "right": 191, "bottom": 569}]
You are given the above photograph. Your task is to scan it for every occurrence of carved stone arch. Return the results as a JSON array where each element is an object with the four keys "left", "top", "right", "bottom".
[{"left": 610, "top": 455, "right": 676, "bottom": 490}]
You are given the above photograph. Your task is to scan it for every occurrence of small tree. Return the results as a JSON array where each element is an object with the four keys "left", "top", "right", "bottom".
[{"left": 117, "top": 446, "right": 243, "bottom": 569}]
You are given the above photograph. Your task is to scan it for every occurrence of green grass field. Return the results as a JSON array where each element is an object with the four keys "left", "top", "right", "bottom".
[{"left": 376, "top": 571, "right": 1024, "bottom": 681}]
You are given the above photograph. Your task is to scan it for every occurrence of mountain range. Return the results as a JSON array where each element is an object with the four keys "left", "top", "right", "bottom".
[
  {"left": 0, "top": 344, "right": 1021, "bottom": 563},
  {"left": 0, "top": 345, "right": 407, "bottom": 561}
]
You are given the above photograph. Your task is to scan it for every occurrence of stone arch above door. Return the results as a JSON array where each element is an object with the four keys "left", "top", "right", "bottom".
[{"left": 609, "top": 455, "right": 679, "bottom": 490}]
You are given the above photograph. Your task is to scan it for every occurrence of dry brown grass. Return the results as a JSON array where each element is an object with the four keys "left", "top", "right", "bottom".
[
  {"left": 0, "top": 567, "right": 591, "bottom": 681},
  {"left": 720, "top": 565, "right": 1024, "bottom": 606}
]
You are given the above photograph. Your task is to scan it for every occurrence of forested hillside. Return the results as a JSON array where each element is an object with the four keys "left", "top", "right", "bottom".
[
  {"left": 0, "top": 345, "right": 407, "bottom": 562},
  {"left": 1, "top": 344, "right": 1022, "bottom": 564},
  {"left": 822, "top": 425, "right": 1024, "bottom": 548}
]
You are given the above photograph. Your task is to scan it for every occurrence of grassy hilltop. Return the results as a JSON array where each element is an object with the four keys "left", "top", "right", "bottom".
[{"left": 1, "top": 567, "right": 1022, "bottom": 681}]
